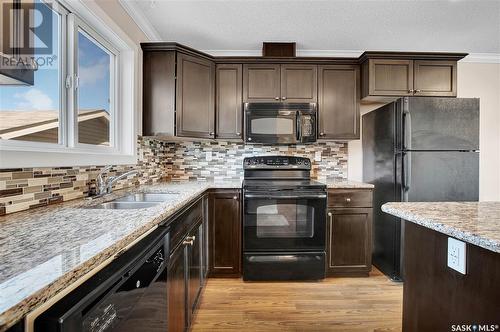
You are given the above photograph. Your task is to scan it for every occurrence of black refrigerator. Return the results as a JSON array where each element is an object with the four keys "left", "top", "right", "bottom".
[{"left": 362, "top": 97, "right": 479, "bottom": 281}]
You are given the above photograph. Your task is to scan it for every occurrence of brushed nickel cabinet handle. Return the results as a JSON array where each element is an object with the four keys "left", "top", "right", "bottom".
[
  {"left": 275, "top": 97, "right": 280, "bottom": 100},
  {"left": 319, "top": 132, "right": 325, "bottom": 136},
  {"left": 233, "top": 196, "right": 238, "bottom": 200},
  {"left": 328, "top": 212, "right": 332, "bottom": 217},
  {"left": 209, "top": 132, "right": 214, "bottom": 136},
  {"left": 282, "top": 96, "right": 286, "bottom": 100},
  {"left": 415, "top": 89, "right": 421, "bottom": 93},
  {"left": 408, "top": 89, "right": 414, "bottom": 93},
  {"left": 236, "top": 132, "right": 241, "bottom": 135},
  {"left": 345, "top": 197, "right": 351, "bottom": 203},
  {"left": 183, "top": 239, "right": 194, "bottom": 246}
]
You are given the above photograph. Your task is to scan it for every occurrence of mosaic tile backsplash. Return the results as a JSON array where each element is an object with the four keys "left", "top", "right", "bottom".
[{"left": 0, "top": 138, "right": 347, "bottom": 215}]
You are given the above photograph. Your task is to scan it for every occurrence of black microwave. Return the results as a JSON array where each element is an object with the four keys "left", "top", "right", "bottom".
[{"left": 244, "top": 103, "right": 317, "bottom": 144}]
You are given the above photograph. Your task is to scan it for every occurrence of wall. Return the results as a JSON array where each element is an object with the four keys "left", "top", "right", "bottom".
[{"left": 347, "top": 62, "right": 500, "bottom": 201}]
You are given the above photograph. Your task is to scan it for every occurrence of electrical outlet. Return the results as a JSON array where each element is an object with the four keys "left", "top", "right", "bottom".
[
  {"left": 447, "top": 237, "right": 466, "bottom": 274},
  {"left": 314, "top": 151, "right": 322, "bottom": 162}
]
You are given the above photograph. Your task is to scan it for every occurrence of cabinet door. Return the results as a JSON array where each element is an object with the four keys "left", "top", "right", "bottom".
[
  {"left": 414, "top": 60, "right": 457, "bottom": 97},
  {"left": 280, "top": 64, "right": 317, "bottom": 102},
  {"left": 318, "top": 65, "right": 360, "bottom": 140},
  {"left": 327, "top": 208, "right": 372, "bottom": 276},
  {"left": 187, "top": 222, "right": 203, "bottom": 324},
  {"left": 176, "top": 53, "right": 215, "bottom": 138},
  {"left": 167, "top": 244, "right": 186, "bottom": 332},
  {"left": 243, "top": 64, "right": 281, "bottom": 102},
  {"left": 368, "top": 59, "right": 414, "bottom": 96},
  {"left": 216, "top": 64, "right": 243, "bottom": 139},
  {"left": 209, "top": 190, "right": 241, "bottom": 277}
]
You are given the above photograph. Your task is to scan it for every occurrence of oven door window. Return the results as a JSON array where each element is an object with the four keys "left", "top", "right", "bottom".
[{"left": 255, "top": 202, "right": 314, "bottom": 238}]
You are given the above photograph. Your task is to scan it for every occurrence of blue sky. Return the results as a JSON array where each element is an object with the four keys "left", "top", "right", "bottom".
[{"left": 0, "top": 2, "right": 110, "bottom": 114}]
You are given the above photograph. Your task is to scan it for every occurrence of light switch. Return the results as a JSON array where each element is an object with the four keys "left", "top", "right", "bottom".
[{"left": 447, "top": 237, "right": 466, "bottom": 274}]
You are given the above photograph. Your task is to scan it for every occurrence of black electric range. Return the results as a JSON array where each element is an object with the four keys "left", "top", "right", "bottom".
[{"left": 242, "top": 156, "right": 327, "bottom": 281}]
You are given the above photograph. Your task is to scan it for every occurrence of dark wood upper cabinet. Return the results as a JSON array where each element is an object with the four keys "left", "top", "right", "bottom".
[
  {"left": 208, "top": 190, "right": 241, "bottom": 277},
  {"left": 280, "top": 64, "right": 317, "bottom": 102},
  {"left": 216, "top": 64, "right": 243, "bottom": 139},
  {"left": 243, "top": 64, "right": 281, "bottom": 102},
  {"left": 143, "top": 51, "right": 176, "bottom": 136},
  {"left": 365, "top": 59, "right": 414, "bottom": 97},
  {"left": 360, "top": 53, "right": 463, "bottom": 100},
  {"left": 176, "top": 53, "right": 215, "bottom": 138},
  {"left": 318, "top": 65, "right": 360, "bottom": 140},
  {"left": 413, "top": 60, "right": 457, "bottom": 97}
]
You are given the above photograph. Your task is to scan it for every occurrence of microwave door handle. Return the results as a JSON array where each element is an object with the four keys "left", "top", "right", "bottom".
[{"left": 296, "top": 111, "right": 301, "bottom": 141}]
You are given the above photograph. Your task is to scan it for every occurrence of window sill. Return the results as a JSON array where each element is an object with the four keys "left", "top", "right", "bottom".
[{"left": 0, "top": 149, "right": 137, "bottom": 168}]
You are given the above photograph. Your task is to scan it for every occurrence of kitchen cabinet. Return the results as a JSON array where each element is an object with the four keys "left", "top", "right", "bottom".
[
  {"left": 167, "top": 241, "right": 186, "bottom": 332},
  {"left": 142, "top": 48, "right": 215, "bottom": 138},
  {"left": 243, "top": 64, "right": 317, "bottom": 102},
  {"left": 360, "top": 54, "right": 461, "bottom": 100},
  {"left": 243, "top": 64, "right": 281, "bottom": 102},
  {"left": 413, "top": 60, "right": 457, "bottom": 97},
  {"left": 167, "top": 198, "right": 204, "bottom": 332},
  {"left": 216, "top": 64, "right": 243, "bottom": 139},
  {"left": 363, "top": 59, "right": 414, "bottom": 97},
  {"left": 176, "top": 53, "right": 215, "bottom": 138},
  {"left": 208, "top": 190, "right": 241, "bottom": 277},
  {"left": 186, "top": 221, "right": 203, "bottom": 325},
  {"left": 326, "top": 189, "right": 373, "bottom": 277},
  {"left": 280, "top": 64, "right": 317, "bottom": 102},
  {"left": 318, "top": 65, "right": 360, "bottom": 140}
]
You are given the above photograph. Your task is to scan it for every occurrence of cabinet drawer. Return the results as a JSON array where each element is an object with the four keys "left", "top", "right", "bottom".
[
  {"left": 328, "top": 189, "right": 372, "bottom": 208},
  {"left": 169, "top": 199, "right": 203, "bottom": 251}
]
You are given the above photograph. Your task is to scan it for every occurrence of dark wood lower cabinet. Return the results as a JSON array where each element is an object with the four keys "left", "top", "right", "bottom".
[
  {"left": 208, "top": 190, "right": 241, "bottom": 277},
  {"left": 167, "top": 242, "right": 186, "bottom": 332},
  {"left": 186, "top": 221, "right": 203, "bottom": 325},
  {"left": 326, "top": 189, "right": 373, "bottom": 277}
]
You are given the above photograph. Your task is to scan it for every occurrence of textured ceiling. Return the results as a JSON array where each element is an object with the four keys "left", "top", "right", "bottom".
[{"left": 131, "top": 0, "right": 500, "bottom": 55}]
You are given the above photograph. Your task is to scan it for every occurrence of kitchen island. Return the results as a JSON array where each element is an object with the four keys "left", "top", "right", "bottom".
[{"left": 382, "top": 202, "right": 500, "bottom": 332}]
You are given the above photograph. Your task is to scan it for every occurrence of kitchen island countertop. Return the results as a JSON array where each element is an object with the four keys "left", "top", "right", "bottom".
[{"left": 382, "top": 202, "right": 500, "bottom": 253}]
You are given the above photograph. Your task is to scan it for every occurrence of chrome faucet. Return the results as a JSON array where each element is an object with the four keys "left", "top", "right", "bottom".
[
  {"left": 105, "top": 170, "right": 139, "bottom": 194},
  {"left": 95, "top": 166, "right": 139, "bottom": 196}
]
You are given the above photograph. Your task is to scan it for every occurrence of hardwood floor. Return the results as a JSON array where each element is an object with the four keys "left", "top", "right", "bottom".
[{"left": 191, "top": 268, "right": 403, "bottom": 332}]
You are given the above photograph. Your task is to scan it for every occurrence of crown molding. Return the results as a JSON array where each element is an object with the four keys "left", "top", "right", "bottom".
[
  {"left": 461, "top": 53, "right": 500, "bottom": 63},
  {"left": 118, "top": 0, "right": 161, "bottom": 41}
]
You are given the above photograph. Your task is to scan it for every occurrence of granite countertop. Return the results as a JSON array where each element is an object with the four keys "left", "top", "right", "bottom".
[
  {"left": 382, "top": 202, "right": 500, "bottom": 254},
  {"left": 0, "top": 178, "right": 372, "bottom": 330}
]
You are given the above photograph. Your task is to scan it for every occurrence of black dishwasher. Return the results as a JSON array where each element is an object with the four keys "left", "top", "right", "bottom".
[{"left": 35, "top": 226, "right": 170, "bottom": 332}]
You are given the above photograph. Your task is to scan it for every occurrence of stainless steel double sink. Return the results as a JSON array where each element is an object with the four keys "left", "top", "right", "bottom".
[{"left": 87, "top": 192, "right": 180, "bottom": 209}]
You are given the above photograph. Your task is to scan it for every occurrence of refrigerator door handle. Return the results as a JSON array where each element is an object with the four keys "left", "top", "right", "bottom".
[
  {"left": 403, "top": 103, "right": 412, "bottom": 150},
  {"left": 403, "top": 152, "right": 412, "bottom": 201}
]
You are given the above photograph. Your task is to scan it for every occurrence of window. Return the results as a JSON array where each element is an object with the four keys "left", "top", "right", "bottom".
[
  {"left": 0, "top": 0, "right": 136, "bottom": 168},
  {"left": 0, "top": 1, "right": 63, "bottom": 144}
]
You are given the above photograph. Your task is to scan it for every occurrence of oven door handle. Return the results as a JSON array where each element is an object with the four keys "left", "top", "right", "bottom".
[{"left": 244, "top": 193, "right": 327, "bottom": 200}]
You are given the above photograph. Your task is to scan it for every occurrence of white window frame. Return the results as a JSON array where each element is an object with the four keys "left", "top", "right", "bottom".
[{"left": 0, "top": 0, "right": 137, "bottom": 168}]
